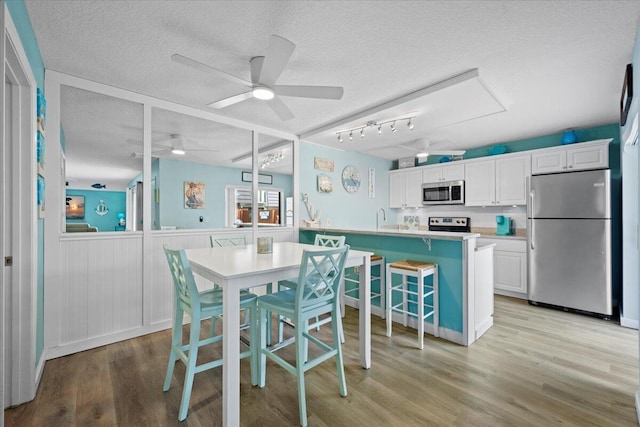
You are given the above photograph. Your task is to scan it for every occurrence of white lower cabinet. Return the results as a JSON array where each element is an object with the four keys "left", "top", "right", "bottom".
[{"left": 478, "top": 237, "right": 527, "bottom": 298}]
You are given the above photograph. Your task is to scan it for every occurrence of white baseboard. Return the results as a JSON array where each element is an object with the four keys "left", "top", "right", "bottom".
[
  {"left": 45, "top": 320, "right": 172, "bottom": 360},
  {"left": 475, "top": 317, "right": 494, "bottom": 340},
  {"left": 35, "top": 351, "right": 46, "bottom": 385},
  {"left": 494, "top": 289, "right": 527, "bottom": 299},
  {"left": 620, "top": 316, "right": 639, "bottom": 330}
]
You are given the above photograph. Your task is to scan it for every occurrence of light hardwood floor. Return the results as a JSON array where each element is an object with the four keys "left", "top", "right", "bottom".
[{"left": 5, "top": 296, "right": 639, "bottom": 426}]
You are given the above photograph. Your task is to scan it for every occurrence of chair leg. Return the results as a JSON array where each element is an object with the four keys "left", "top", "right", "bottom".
[
  {"left": 295, "top": 316, "right": 308, "bottom": 427},
  {"left": 418, "top": 273, "right": 425, "bottom": 350},
  {"left": 164, "top": 306, "right": 184, "bottom": 392},
  {"left": 340, "top": 275, "right": 346, "bottom": 319},
  {"left": 402, "top": 276, "right": 408, "bottom": 328},
  {"left": 332, "top": 307, "right": 347, "bottom": 398},
  {"left": 386, "top": 266, "right": 392, "bottom": 337},
  {"left": 337, "top": 304, "right": 345, "bottom": 344},
  {"left": 379, "top": 261, "right": 386, "bottom": 319},
  {"left": 249, "top": 303, "right": 259, "bottom": 386},
  {"left": 266, "top": 283, "right": 273, "bottom": 345},
  {"left": 258, "top": 307, "right": 268, "bottom": 388},
  {"left": 277, "top": 314, "right": 285, "bottom": 343},
  {"left": 433, "top": 267, "right": 439, "bottom": 338},
  {"left": 178, "top": 315, "right": 201, "bottom": 421}
]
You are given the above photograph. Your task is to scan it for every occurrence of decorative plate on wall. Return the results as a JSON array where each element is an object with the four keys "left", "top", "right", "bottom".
[{"left": 341, "top": 165, "right": 361, "bottom": 193}]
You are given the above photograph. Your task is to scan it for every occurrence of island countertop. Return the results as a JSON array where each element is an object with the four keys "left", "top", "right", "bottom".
[{"left": 302, "top": 226, "right": 480, "bottom": 241}]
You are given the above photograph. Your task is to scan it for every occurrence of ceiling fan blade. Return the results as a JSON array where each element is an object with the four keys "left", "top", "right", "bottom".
[
  {"left": 185, "top": 152, "right": 210, "bottom": 162},
  {"left": 207, "top": 91, "right": 253, "bottom": 109},
  {"left": 266, "top": 96, "right": 295, "bottom": 121},
  {"left": 273, "top": 85, "right": 344, "bottom": 100},
  {"left": 258, "top": 35, "right": 295, "bottom": 86},
  {"left": 427, "top": 150, "right": 466, "bottom": 156},
  {"left": 250, "top": 56, "right": 264, "bottom": 85},
  {"left": 171, "top": 54, "right": 252, "bottom": 88},
  {"left": 187, "top": 148, "right": 220, "bottom": 152}
]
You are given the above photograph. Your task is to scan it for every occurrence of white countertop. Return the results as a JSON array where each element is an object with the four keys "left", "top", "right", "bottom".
[{"left": 302, "top": 226, "right": 480, "bottom": 241}]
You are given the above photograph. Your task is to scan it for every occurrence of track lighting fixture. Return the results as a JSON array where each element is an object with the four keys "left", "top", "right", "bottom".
[
  {"left": 260, "top": 151, "right": 285, "bottom": 169},
  {"left": 335, "top": 116, "right": 415, "bottom": 143}
]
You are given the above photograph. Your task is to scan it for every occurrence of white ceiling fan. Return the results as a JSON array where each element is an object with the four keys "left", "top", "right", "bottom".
[
  {"left": 127, "top": 134, "right": 218, "bottom": 161},
  {"left": 171, "top": 34, "right": 344, "bottom": 121},
  {"left": 399, "top": 138, "right": 466, "bottom": 159}
]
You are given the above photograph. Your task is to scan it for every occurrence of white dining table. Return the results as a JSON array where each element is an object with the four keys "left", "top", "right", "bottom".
[{"left": 185, "top": 241, "right": 373, "bottom": 426}]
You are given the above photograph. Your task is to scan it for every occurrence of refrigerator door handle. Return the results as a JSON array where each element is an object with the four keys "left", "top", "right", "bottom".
[{"left": 530, "top": 219, "right": 535, "bottom": 250}]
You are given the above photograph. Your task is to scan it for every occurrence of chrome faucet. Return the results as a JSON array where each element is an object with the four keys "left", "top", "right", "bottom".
[{"left": 376, "top": 208, "right": 387, "bottom": 230}]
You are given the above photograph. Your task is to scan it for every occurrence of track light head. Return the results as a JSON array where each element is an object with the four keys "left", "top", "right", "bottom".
[
  {"left": 407, "top": 119, "right": 414, "bottom": 130},
  {"left": 377, "top": 125, "right": 382, "bottom": 134},
  {"left": 338, "top": 133, "right": 343, "bottom": 143},
  {"left": 349, "top": 131, "right": 353, "bottom": 140},
  {"left": 360, "top": 128, "right": 365, "bottom": 138},
  {"left": 391, "top": 121, "right": 397, "bottom": 133}
]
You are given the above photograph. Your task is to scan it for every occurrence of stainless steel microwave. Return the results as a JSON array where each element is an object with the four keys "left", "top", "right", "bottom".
[{"left": 422, "top": 180, "right": 465, "bottom": 205}]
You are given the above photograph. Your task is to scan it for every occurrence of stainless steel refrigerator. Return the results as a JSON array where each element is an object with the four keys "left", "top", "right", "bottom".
[{"left": 527, "top": 169, "right": 612, "bottom": 317}]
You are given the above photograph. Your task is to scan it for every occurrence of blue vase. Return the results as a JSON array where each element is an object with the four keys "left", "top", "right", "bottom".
[{"left": 561, "top": 129, "right": 578, "bottom": 145}]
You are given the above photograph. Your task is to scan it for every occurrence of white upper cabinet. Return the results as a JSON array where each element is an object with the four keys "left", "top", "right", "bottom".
[
  {"left": 495, "top": 154, "right": 531, "bottom": 205},
  {"left": 531, "top": 139, "right": 610, "bottom": 174},
  {"left": 464, "top": 160, "right": 496, "bottom": 206},
  {"left": 422, "top": 163, "right": 465, "bottom": 183},
  {"left": 389, "top": 169, "right": 423, "bottom": 209},
  {"left": 465, "top": 154, "right": 530, "bottom": 206}
]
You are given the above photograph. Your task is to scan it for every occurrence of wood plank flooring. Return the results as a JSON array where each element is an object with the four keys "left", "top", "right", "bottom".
[{"left": 5, "top": 296, "right": 639, "bottom": 426}]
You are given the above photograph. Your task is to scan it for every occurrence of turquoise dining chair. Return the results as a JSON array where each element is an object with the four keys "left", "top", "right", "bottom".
[
  {"left": 257, "top": 245, "right": 349, "bottom": 427},
  {"left": 276, "top": 234, "right": 346, "bottom": 343},
  {"left": 162, "top": 245, "right": 259, "bottom": 421}
]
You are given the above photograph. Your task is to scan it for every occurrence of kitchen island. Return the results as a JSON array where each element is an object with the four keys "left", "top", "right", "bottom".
[{"left": 299, "top": 227, "right": 493, "bottom": 346}]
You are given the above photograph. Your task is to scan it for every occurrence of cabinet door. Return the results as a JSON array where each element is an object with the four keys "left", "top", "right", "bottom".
[
  {"left": 404, "top": 169, "right": 424, "bottom": 208},
  {"left": 494, "top": 250, "right": 527, "bottom": 295},
  {"left": 495, "top": 154, "right": 530, "bottom": 206},
  {"left": 441, "top": 163, "right": 465, "bottom": 181},
  {"left": 389, "top": 173, "right": 406, "bottom": 208},
  {"left": 464, "top": 160, "right": 495, "bottom": 206},
  {"left": 422, "top": 166, "right": 442, "bottom": 183},
  {"left": 567, "top": 144, "right": 608, "bottom": 171},
  {"left": 531, "top": 149, "right": 566, "bottom": 174}
]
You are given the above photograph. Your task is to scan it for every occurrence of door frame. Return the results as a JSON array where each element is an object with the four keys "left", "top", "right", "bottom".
[{"left": 1, "top": 2, "right": 38, "bottom": 407}]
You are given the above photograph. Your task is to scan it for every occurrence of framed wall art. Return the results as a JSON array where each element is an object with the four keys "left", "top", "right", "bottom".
[
  {"left": 184, "top": 181, "right": 206, "bottom": 209},
  {"left": 241, "top": 171, "right": 273, "bottom": 184},
  {"left": 317, "top": 173, "right": 332, "bottom": 193}
]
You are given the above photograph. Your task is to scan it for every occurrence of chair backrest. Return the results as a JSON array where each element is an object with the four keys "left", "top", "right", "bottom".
[
  {"left": 314, "top": 234, "right": 346, "bottom": 248},
  {"left": 210, "top": 234, "right": 247, "bottom": 247},
  {"left": 296, "top": 245, "right": 349, "bottom": 311},
  {"left": 163, "top": 245, "right": 200, "bottom": 312}
]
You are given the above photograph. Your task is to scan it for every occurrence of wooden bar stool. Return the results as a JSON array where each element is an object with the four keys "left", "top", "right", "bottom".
[
  {"left": 386, "top": 260, "right": 438, "bottom": 349},
  {"left": 342, "top": 254, "right": 386, "bottom": 318}
]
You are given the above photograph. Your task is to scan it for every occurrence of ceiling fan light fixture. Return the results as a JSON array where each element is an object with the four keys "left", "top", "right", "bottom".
[
  {"left": 252, "top": 86, "right": 275, "bottom": 100},
  {"left": 416, "top": 152, "right": 429, "bottom": 158},
  {"left": 171, "top": 148, "right": 186, "bottom": 155}
]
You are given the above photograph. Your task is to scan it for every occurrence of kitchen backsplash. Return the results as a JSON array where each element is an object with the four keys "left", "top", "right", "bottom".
[{"left": 400, "top": 205, "right": 527, "bottom": 230}]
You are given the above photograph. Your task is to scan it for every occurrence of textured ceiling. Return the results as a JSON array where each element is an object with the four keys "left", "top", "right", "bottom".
[{"left": 24, "top": 0, "right": 640, "bottom": 186}]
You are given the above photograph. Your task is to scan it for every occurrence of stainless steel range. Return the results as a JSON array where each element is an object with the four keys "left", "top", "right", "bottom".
[{"left": 428, "top": 216, "right": 470, "bottom": 232}]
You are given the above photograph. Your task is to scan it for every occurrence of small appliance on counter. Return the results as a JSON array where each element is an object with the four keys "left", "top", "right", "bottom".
[{"left": 496, "top": 215, "right": 513, "bottom": 235}]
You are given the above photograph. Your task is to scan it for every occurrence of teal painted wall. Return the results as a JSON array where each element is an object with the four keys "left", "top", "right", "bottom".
[
  {"left": 6, "top": 0, "right": 45, "bottom": 366},
  {"left": 157, "top": 158, "right": 292, "bottom": 229},
  {"left": 66, "top": 189, "right": 126, "bottom": 232},
  {"left": 299, "top": 142, "right": 396, "bottom": 229},
  {"left": 301, "top": 230, "right": 464, "bottom": 333}
]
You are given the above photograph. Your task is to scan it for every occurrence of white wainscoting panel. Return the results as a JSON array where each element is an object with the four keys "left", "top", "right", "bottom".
[{"left": 59, "top": 235, "right": 143, "bottom": 345}]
